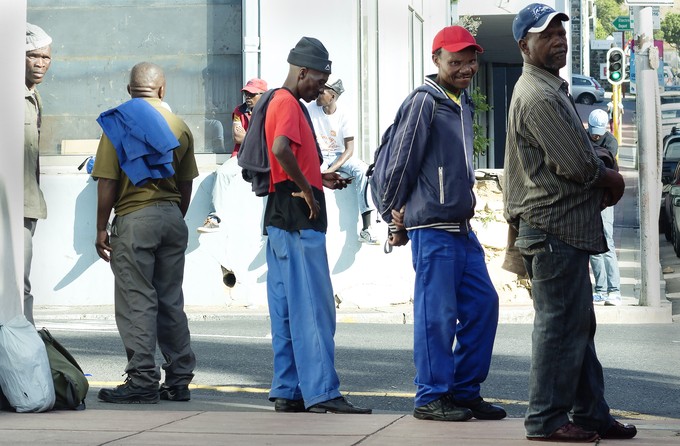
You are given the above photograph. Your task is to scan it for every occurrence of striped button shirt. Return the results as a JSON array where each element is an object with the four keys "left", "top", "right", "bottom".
[{"left": 503, "top": 63, "right": 607, "bottom": 254}]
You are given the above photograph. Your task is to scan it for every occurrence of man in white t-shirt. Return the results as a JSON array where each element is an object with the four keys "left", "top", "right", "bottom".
[{"left": 306, "top": 79, "right": 378, "bottom": 244}]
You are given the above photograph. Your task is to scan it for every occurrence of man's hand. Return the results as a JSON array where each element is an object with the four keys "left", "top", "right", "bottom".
[
  {"left": 599, "top": 168, "right": 625, "bottom": 208},
  {"left": 388, "top": 230, "right": 409, "bottom": 247},
  {"left": 291, "top": 187, "right": 320, "bottom": 220},
  {"left": 322, "top": 172, "right": 351, "bottom": 190},
  {"left": 95, "top": 229, "right": 112, "bottom": 262}
]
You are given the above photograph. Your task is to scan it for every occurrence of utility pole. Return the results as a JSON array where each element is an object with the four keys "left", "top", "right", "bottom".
[{"left": 633, "top": 5, "right": 661, "bottom": 307}]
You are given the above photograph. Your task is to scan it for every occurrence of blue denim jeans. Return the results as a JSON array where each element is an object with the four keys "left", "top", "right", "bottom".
[
  {"left": 516, "top": 221, "right": 614, "bottom": 437},
  {"left": 589, "top": 207, "right": 620, "bottom": 294}
]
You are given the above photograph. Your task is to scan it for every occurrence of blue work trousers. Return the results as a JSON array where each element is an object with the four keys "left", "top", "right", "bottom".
[
  {"left": 265, "top": 226, "right": 341, "bottom": 408},
  {"left": 410, "top": 228, "right": 499, "bottom": 407},
  {"left": 516, "top": 221, "right": 614, "bottom": 438}
]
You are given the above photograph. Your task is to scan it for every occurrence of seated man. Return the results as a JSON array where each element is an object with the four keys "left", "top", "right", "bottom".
[
  {"left": 306, "top": 79, "right": 378, "bottom": 244},
  {"left": 198, "top": 78, "right": 267, "bottom": 233}
]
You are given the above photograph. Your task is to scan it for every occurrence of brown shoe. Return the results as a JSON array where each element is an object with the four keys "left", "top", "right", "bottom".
[
  {"left": 527, "top": 422, "right": 600, "bottom": 442},
  {"left": 601, "top": 420, "right": 637, "bottom": 439}
]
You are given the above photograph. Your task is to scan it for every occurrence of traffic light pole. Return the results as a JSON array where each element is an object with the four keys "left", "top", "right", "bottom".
[{"left": 633, "top": 5, "right": 662, "bottom": 307}]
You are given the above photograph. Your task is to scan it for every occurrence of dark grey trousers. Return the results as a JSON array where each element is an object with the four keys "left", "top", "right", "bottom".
[
  {"left": 110, "top": 202, "right": 196, "bottom": 388},
  {"left": 23, "top": 218, "right": 37, "bottom": 325}
]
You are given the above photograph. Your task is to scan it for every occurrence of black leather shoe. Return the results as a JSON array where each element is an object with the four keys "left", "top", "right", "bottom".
[
  {"left": 308, "top": 396, "right": 372, "bottom": 414},
  {"left": 527, "top": 422, "right": 600, "bottom": 442},
  {"left": 98, "top": 380, "right": 159, "bottom": 404},
  {"left": 159, "top": 383, "right": 191, "bottom": 401},
  {"left": 601, "top": 420, "right": 637, "bottom": 439},
  {"left": 274, "top": 398, "right": 307, "bottom": 413},
  {"left": 452, "top": 396, "right": 507, "bottom": 420},
  {"left": 413, "top": 395, "right": 473, "bottom": 422}
]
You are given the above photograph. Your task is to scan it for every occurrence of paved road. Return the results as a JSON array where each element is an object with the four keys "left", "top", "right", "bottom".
[{"left": 41, "top": 318, "right": 680, "bottom": 419}]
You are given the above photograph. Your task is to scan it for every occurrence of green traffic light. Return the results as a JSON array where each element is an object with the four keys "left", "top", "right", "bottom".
[{"left": 611, "top": 72, "right": 621, "bottom": 81}]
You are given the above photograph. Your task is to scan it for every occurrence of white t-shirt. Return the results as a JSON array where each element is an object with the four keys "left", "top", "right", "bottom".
[{"left": 306, "top": 102, "right": 354, "bottom": 158}]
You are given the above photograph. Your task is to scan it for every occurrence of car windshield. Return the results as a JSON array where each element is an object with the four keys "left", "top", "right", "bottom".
[{"left": 667, "top": 141, "right": 680, "bottom": 159}]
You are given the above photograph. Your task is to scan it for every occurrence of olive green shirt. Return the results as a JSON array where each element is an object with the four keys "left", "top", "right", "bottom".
[
  {"left": 24, "top": 86, "right": 47, "bottom": 219},
  {"left": 91, "top": 98, "right": 198, "bottom": 216}
]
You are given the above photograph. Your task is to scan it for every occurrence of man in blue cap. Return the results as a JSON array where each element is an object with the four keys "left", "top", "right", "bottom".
[{"left": 504, "top": 3, "right": 635, "bottom": 442}]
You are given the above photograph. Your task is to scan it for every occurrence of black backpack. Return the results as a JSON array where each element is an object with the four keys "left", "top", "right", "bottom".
[{"left": 367, "top": 90, "right": 439, "bottom": 219}]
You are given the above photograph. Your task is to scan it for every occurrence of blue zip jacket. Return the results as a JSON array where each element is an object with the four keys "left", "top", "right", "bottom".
[
  {"left": 97, "top": 98, "right": 179, "bottom": 187},
  {"left": 380, "top": 75, "right": 476, "bottom": 230}
]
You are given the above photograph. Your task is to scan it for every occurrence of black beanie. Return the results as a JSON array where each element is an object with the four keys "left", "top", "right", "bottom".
[{"left": 287, "top": 37, "right": 332, "bottom": 74}]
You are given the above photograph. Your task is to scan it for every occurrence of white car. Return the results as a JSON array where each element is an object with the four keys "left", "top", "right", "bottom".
[{"left": 571, "top": 74, "right": 605, "bottom": 105}]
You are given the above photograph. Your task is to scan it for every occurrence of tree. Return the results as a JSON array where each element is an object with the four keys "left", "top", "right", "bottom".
[
  {"left": 661, "top": 13, "right": 680, "bottom": 52},
  {"left": 594, "top": 0, "right": 626, "bottom": 40}
]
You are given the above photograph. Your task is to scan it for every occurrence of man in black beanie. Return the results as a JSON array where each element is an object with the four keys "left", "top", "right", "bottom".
[{"left": 262, "top": 37, "right": 371, "bottom": 414}]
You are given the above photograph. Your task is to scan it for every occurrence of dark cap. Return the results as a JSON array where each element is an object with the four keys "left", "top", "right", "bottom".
[
  {"left": 287, "top": 37, "right": 332, "bottom": 74},
  {"left": 512, "top": 3, "right": 569, "bottom": 42}
]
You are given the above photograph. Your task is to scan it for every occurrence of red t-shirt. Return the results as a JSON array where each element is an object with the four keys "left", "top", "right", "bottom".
[
  {"left": 263, "top": 89, "right": 327, "bottom": 233},
  {"left": 265, "top": 89, "right": 323, "bottom": 190}
]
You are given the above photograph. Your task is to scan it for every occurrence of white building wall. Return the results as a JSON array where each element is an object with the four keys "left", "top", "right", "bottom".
[{"left": 28, "top": 0, "right": 451, "bottom": 311}]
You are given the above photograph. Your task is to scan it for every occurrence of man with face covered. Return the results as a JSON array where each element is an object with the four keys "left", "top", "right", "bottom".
[
  {"left": 504, "top": 4, "right": 634, "bottom": 442},
  {"left": 262, "top": 37, "right": 371, "bottom": 415},
  {"left": 377, "top": 26, "right": 505, "bottom": 423},
  {"left": 24, "top": 23, "right": 52, "bottom": 325}
]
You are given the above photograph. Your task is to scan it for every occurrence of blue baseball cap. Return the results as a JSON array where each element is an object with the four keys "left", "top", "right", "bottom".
[{"left": 512, "top": 3, "right": 569, "bottom": 42}]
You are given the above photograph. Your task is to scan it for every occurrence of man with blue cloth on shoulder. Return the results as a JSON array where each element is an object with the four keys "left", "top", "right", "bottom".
[{"left": 92, "top": 62, "right": 197, "bottom": 404}]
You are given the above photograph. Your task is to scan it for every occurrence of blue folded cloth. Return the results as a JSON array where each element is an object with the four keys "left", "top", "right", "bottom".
[{"left": 97, "top": 98, "right": 179, "bottom": 186}]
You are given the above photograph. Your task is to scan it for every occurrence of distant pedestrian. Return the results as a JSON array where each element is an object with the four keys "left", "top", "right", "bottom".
[
  {"left": 24, "top": 23, "right": 53, "bottom": 326},
  {"left": 588, "top": 109, "right": 622, "bottom": 306},
  {"left": 376, "top": 26, "right": 505, "bottom": 423},
  {"left": 262, "top": 37, "right": 371, "bottom": 414},
  {"left": 93, "top": 62, "right": 197, "bottom": 404},
  {"left": 306, "top": 79, "right": 379, "bottom": 244},
  {"left": 198, "top": 78, "right": 268, "bottom": 233},
  {"left": 505, "top": 4, "right": 635, "bottom": 442}
]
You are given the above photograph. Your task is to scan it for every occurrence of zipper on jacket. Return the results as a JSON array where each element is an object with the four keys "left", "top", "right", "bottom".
[{"left": 438, "top": 166, "right": 445, "bottom": 204}]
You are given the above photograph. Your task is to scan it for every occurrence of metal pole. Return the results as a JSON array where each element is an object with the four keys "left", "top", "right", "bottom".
[
  {"left": 634, "top": 6, "right": 661, "bottom": 307},
  {"left": 612, "top": 83, "right": 621, "bottom": 144}
]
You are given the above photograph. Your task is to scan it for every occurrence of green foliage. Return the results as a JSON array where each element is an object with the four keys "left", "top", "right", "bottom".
[
  {"left": 471, "top": 87, "right": 492, "bottom": 158},
  {"left": 661, "top": 13, "right": 680, "bottom": 52},
  {"left": 595, "top": 0, "right": 626, "bottom": 38}
]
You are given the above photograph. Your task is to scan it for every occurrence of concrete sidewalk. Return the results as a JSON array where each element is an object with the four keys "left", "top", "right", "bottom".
[{"left": 1, "top": 409, "right": 678, "bottom": 445}]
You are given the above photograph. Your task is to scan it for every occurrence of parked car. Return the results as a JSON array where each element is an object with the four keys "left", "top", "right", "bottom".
[
  {"left": 571, "top": 74, "right": 605, "bottom": 105},
  {"left": 669, "top": 184, "right": 680, "bottom": 256},
  {"left": 660, "top": 132, "right": 680, "bottom": 239},
  {"left": 661, "top": 103, "right": 680, "bottom": 137}
]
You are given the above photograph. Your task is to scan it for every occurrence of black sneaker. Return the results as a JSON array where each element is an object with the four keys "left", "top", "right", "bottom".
[
  {"left": 452, "top": 396, "right": 507, "bottom": 420},
  {"left": 413, "top": 395, "right": 473, "bottom": 421},
  {"left": 98, "top": 379, "right": 159, "bottom": 404},
  {"left": 273, "top": 398, "right": 307, "bottom": 413},
  {"left": 159, "top": 383, "right": 191, "bottom": 402}
]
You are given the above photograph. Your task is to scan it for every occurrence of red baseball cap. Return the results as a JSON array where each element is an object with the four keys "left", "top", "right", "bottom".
[
  {"left": 432, "top": 26, "right": 484, "bottom": 54},
  {"left": 241, "top": 78, "right": 268, "bottom": 94}
]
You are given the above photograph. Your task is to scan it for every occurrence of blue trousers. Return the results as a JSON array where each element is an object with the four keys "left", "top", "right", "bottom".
[
  {"left": 590, "top": 206, "right": 620, "bottom": 294},
  {"left": 265, "top": 226, "right": 341, "bottom": 408},
  {"left": 410, "top": 228, "right": 499, "bottom": 407},
  {"left": 516, "top": 221, "right": 614, "bottom": 438}
]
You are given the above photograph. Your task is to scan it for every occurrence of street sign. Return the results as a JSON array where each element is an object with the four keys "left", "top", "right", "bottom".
[
  {"left": 613, "top": 16, "right": 633, "bottom": 31},
  {"left": 625, "top": 0, "right": 673, "bottom": 5}
]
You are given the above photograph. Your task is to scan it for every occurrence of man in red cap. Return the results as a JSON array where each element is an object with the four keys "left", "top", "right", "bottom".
[
  {"left": 198, "top": 78, "right": 268, "bottom": 233},
  {"left": 374, "top": 26, "right": 504, "bottom": 422}
]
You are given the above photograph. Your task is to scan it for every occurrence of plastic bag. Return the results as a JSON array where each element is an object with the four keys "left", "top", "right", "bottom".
[{"left": 0, "top": 315, "right": 55, "bottom": 412}]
